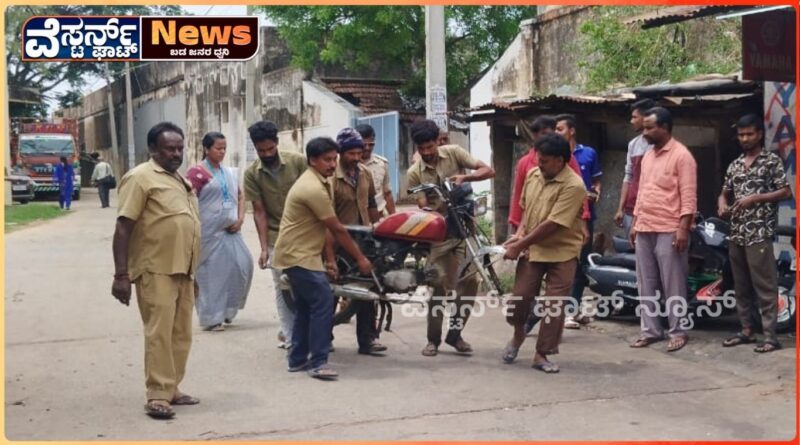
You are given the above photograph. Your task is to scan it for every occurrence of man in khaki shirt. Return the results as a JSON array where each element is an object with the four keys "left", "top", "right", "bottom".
[
  {"left": 406, "top": 119, "right": 495, "bottom": 357},
  {"left": 356, "top": 124, "right": 396, "bottom": 215},
  {"left": 272, "top": 137, "right": 373, "bottom": 380},
  {"left": 502, "top": 133, "right": 586, "bottom": 373},
  {"left": 333, "top": 128, "right": 386, "bottom": 356},
  {"left": 243, "top": 120, "right": 306, "bottom": 349},
  {"left": 112, "top": 122, "right": 201, "bottom": 419}
]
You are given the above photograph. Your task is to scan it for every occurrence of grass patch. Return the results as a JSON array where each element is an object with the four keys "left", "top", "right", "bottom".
[{"left": 5, "top": 203, "right": 65, "bottom": 231}]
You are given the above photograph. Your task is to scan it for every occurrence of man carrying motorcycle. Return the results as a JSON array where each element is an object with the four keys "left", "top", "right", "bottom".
[
  {"left": 332, "top": 128, "right": 387, "bottom": 356},
  {"left": 406, "top": 119, "right": 495, "bottom": 357},
  {"left": 719, "top": 114, "right": 793, "bottom": 353}
]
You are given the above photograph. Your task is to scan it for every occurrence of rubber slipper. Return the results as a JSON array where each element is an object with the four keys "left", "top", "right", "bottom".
[
  {"left": 308, "top": 366, "right": 338, "bottom": 380},
  {"left": 502, "top": 344, "right": 519, "bottom": 364},
  {"left": 287, "top": 361, "right": 309, "bottom": 372},
  {"left": 630, "top": 336, "right": 661, "bottom": 348},
  {"left": 532, "top": 360, "right": 560, "bottom": 373},
  {"left": 171, "top": 394, "right": 200, "bottom": 405},
  {"left": 722, "top": 332, "right": 755, "bottom": 347},
  {"left": 754, "top": 340, "right": 782, "bottom": 353},
  {"left": 666, "top": 336, "right": 688, "bottom": 352},
  {"left": 144, "top": 400, "right": 175, "bottom": 419},
  {"left": 421, "top": 343, "right": 438, "bottom": 357}
]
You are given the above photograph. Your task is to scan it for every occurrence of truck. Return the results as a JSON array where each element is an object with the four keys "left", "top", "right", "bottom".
[{"left": 10, "top": 117, "right": 81, "bottom": 200}]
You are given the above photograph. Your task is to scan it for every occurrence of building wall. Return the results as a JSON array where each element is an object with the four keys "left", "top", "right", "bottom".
[{"left": 764, "top": 81, "right": 796, "bottom": 262}]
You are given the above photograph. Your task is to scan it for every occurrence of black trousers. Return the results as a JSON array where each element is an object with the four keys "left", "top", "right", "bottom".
[{"left": 354, "top": 300, "right": 378, "bottom": 351}]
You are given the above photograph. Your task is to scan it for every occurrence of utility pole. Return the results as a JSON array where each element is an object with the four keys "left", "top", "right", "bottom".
[
  {"left": 104, "top": 66, "right": 119, "bottom": 167},
  {"left": 425, "top": 6, "right": 448, "bottom": 131},
  {"left": 124, "top": 62, "right": 135, "bottom": 170},
  {"left": 243, "top": 5, "right": 258, "bottom": 167}
]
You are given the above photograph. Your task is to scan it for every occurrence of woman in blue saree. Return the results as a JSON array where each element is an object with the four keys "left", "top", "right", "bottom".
[
  {"left": 52, "top": 156, "right": 74, "bottom": 210},
  {"left": 186, "top": 132, "right": 254, "bottom": 331}
]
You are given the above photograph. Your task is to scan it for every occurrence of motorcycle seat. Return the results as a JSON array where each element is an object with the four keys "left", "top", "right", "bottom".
[{"left": 592, "top": 253, "right": 637, "bottom": 270}]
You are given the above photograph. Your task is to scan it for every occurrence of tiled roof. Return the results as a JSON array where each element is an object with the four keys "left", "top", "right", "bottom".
[{"left": 320, "top": 78, "right": 408, "bottom": 116}]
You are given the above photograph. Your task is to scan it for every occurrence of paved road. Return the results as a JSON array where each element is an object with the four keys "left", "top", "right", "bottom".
[{"left": 5, "top": 189, "right": 797, "bottom": 440}]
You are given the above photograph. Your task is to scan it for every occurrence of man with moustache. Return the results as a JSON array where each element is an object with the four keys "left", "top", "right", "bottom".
[
  {"left": 629, "top": 107, "right": 697, "bottom": 353},
  {"left": 332, "top": 128, "right": 386, "bottom": 355},
  {"left": 243, "top": 121, "right": 307, "bottom": 349},
  {"left": 719, "top": 114, "right": 792, "bottom": 353},
  {"left": 112, "top": 122, "right": 201, "bottom": 419},
  {"left": 406, "top": 119, "right": 495, "bottom": 357},
  {"left": 273, "top": 137, "right": 373, "bottom": 380}
]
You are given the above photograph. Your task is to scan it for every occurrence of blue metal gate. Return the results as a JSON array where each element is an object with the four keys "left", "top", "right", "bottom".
[{"left": 356, "top": 112, "right": 400, "bottom": 199}]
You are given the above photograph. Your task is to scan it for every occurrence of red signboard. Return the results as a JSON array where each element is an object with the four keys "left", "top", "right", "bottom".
[{"left": 742, "top": 9, "right": 796, "bottom": 83}]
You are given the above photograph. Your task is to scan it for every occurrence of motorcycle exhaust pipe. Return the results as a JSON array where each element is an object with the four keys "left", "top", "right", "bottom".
[{"left": 330, "top": 284, "right": 381, "bottom": 302}]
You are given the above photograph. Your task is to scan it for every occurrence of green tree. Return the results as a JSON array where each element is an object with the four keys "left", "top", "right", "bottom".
[
  {"left": 577, "top": 6, "right": 742, "bottom": 93},
  {"left": 5, "top": 5, "right": 183, "bottom": 117},
  {"left": 258, "top": 6, "right": 535, "bottom": 103}
]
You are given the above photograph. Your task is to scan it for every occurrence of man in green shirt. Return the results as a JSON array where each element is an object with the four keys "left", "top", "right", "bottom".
[{"left": 243, "top": 121, "right": 306, "bottom": 349}]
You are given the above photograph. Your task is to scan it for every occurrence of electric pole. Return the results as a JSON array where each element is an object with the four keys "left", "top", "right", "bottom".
[
  {"left": 124, "top": 62, "right": 135, "bottom": 170},
  {"left": 425, "top": 6, "right": 448, "bottom": 131}
]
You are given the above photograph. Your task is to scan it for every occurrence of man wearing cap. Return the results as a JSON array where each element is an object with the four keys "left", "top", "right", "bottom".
[{"left": 332, "top": 128, "right": 386, "bottom": 355}]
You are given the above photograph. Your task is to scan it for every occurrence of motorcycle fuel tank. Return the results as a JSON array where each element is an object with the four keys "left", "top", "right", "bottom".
[{"left": 374, "top": 210, "right": 447, "bottom": 243}]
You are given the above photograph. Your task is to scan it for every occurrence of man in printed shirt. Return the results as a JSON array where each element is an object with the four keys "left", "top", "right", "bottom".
[
  {"left": 614, "top": 99, "right": 655, "bottom": 237},
  {"left": 629, "top": 107, "right": 697, "bottom": 353},
  {"left": 406, "top": 119, "right": 495, "bottom": 357},
  {"left": 112, "top": 122, "right": 201, "bottom": 419},
  {"left": 502, "top": 133, "right": 586, "bottom": 373},
  {"left": 719, "top": 114, "right": 792, "bottom": 353}
]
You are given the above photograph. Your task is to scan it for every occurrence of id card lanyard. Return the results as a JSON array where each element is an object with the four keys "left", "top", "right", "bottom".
[{"left": 205, "top": 160, "right": 235, "bottom": 209}]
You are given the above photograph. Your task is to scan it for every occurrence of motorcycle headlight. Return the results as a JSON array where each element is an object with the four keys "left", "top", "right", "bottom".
[{"left": 475, "top": 196, "right": 488, "bottom": 216}]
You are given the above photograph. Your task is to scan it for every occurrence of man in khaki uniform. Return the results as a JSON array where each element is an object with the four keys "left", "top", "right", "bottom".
[
  {"left": 273, "top": 137, "right": 373, "bottom": 380},
  {"left": 243, "top": 120, "right": 306, "bottom": 349},
  {"left": 406, "top": 119, "right": 495, "bottom": 357},
  {"left": 111, "top": 122, "right": 201, "bottom": 419},
  {"left": 333, "top": 128, "right": 386, "bottom": 355},
  {"left": 356, "top": 123, "right": 396, "bottom": 216},
  {"left": 502, "top": 133, "right": 586, "bottom": 373}
]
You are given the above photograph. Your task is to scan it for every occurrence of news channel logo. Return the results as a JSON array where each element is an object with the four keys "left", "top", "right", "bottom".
[{"left": 22, "top": 16, "right": 259, "bottom": 62}]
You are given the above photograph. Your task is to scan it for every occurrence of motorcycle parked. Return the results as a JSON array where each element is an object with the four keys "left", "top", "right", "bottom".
[
  {"left": 585, "top": 214, "right": 796, "bottom": 332},
  {"left": 330, "top": 181, "right": 506, "bottom": 329}
]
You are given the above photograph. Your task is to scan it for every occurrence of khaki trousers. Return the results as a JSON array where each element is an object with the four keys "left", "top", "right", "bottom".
[
  {"left": 729, "top": 240, "right": 779, "bottom": 341},
  {"left": 506, "top": 258, "right": 577, "bottom": 355},
  {"left": 426, "top": 237, "right": 480, "bottom": 344},
  {"left": 135, "top": 272, "right": 194, "bottom": 401}
]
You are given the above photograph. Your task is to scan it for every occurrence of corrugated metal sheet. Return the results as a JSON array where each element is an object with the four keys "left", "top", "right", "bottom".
[
  {"left": 466, "top": 93, "right": 636, "bottom": 113},
  {"left": 623, "top": 5, "right": 750, "bottom": 29}
]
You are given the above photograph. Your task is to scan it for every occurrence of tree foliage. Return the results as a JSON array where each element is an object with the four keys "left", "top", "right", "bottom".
[
  {"left": 258, "top": 6, "right": 535, "bottom": 103},
  {"left": 5, "top": 5, "right": 182, "bottom": 117},
  {"left": 577, "top": 7, "right": 742, "bottom": 93}
]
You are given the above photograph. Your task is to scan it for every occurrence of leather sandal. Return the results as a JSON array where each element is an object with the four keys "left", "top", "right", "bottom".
[
  {"left": 421, "top": 342, "right": 438, "bottom": 357},
  {"left": 630, "top": 336, "right": 661, "bottom": 348},
  {"left": 722, "top": 332, "right": 755, "bottom": 347},
  {"left": 144, "top": 400, "right": 175, "bottom": 419}
]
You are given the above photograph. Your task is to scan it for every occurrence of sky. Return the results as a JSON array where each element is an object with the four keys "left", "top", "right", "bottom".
[{"left": 47, "top": 5, "right": 269, "bottom": 114}]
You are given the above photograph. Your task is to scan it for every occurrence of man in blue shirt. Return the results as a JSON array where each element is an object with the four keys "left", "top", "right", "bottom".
[{"left": 555, "top": 114, "right": 603, "bottom": 329}]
